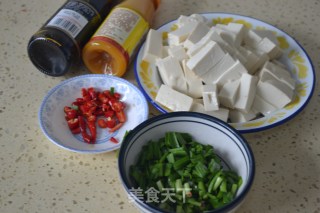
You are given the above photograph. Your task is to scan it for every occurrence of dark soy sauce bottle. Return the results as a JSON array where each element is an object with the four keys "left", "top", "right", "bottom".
[{"left": 27, "top": 0, "right": 116, "bottom": 76}]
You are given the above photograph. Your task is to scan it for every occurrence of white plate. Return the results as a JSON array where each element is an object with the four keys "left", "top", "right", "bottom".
[
  {"left": 134, "top": 13, "right": 315, "bottom": 133},
  {"left": 39, "top": 74, "right": 149, "bottom": 153}
]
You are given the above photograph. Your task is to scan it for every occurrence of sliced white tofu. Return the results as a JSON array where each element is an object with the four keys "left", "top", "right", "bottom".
[
  {"left": 184, "top": 22, "right": 210, "bottom": 50},
  {"left": 186, "top": 29, "right": 215, "bottom": 56},
  {"left": 155, "top": 56, "right": 187, "bottom": 93},
  {"left": 155, "top": 84, "right": 193, "bottom": 111},
  {"left": 187, "top": 41, "right": 225, "bottom": 77},
  {"left": 202, "top": 84, "right": 219, "bottom": 111},
  {"left": 256, "top": 79, "right": 294, "bottom": 109},
  {"left": 259, "top": 61, "right": 296, "bottom": 90},
  {"left": 201, "top": 53, "right": 235, "bottom": 85},
  {"left": 182, "top": 60, "right": 203, "bottom": 98},
  {"left": 251, "top": 94, "right": 277, "bottom": 116},
  {"left": 243, "top": 29, "right": 264, "bottom": 47},
  {"left": 250, "top": 52, "right": 270, "bottom": 73},
  {"left": 253, "top": 37, "right": 282, "bottom": 59},
  {"left": 225, "top": 23, "right": 246, "bottom": 44},
  {"left": 238, "top": 46, "right": 260, "bottom": 73},
  {"left": 218, "top": 79, "right": 240, "bottom": 108},
  {"left": 191, "top": 101, "right": 229, "bottom": 122},
  {"left": 214, "top": 23, "right": 244, "bottom": 47},
  {"left": 229, "top": 109, "right": 257, "bottom": 123},
  {"left": 176, "top": 14, "right": 207, "bottom": 27},
  {"left": 168, "top": 22, "right": 198, "bottom": 46},
  {"left": 142, "top": 29, "right": 163, "bottom": 63},
  {"left": 214, "top": 60, "right": 248, "bottom": 87},
  {"left": 167, "top": 45, "right": 188, "bottom": 62},
  {"left": 162, "top": 46, "right": 170, "bottom": 58},
  {"left": 253, "top": 29, "right": 278, "bottom": 45},
  {"left": 234, "top": 73, "right": 259, "bottom": 113}
]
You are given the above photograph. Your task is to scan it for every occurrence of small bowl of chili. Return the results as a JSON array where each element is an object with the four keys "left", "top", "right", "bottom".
[{"left": 39, "top": 74, "right": 149, "bottom": 154}]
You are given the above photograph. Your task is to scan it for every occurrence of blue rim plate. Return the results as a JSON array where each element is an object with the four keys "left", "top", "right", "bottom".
[
  {"left": 39, "top": 74, "right": 149, "bottom": 154},
  {"left": 118, "top": 112, "right": 255, "bottom": 212},
  {"left": 134, "top": 12, "right": 315, "bottom": 133}
]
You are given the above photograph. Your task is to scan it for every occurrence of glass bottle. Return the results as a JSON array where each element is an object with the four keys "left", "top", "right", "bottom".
[
  {"left": 27, "top": 0, "right": 116, "bottom": 76},
  {"left": 82, "top": 0, "right": 160, "bottom": 77}
]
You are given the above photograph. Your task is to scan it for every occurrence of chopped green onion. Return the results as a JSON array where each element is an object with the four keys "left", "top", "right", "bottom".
[{"left": 129, "top": 132, "right": 242, "bottom": 212}]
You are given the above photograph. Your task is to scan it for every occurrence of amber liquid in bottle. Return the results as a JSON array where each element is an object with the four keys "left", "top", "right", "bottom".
[{"left": 27, "top": 0, "right": 115, "bottom": 76}]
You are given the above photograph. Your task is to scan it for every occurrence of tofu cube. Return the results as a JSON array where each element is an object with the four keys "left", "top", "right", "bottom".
[
  {"left": 142, "top": 29, "right": 163, "bottom": 63},
  {"left": 187, "top": 41, "right": 225, "bottom": 77},
  {"left": 184, "top": 22, "right": 210, "bottom": 50},
  {"left": 234, "top": 73, "right": 259, "bottom": 113},
  {"left": 156, "top": 56, "right": 187, "bottom": 93},
  {"left": 254, "top": 37, "right": 282, "bottom": 59},
  {"left": 214, "top": 60, "right": 248, "bottom": 87},
  {"left": 229, "top": 109, "right": 257, "bottom": 123},
  {"left": 202, "top": 84, "right": 219, "bottom": 111},
  {"left": 191, "top": 101, "right": 229, "bottom": 122},
  {"left": 168, "top": 22, "right": 198, "bottom": 46},
  {"left": 256, "top": 79, "right": 294, "bottom": 109},
  {"left": 218, "top": 80, "right": 240, "bottom": 108},
  {"left": 259, "top": 61, "right": 295, "bottom": 90},
  {"left": 201, "top": 53, "right": 235, "bottom": 85},
  {"left": 167, "top": 45, "right": 188, "bottom": 62},
  {"left": 155, "top": 84, "right": 193, "bottom": 111},
  {"left": 252, "top": 94, "right": 277, "bottom": 116},
  {"left": 182, "top": 60, "right": 203, "bottom": 98}
]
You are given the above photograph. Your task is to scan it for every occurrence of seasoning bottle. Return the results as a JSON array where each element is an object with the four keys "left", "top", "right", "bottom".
[
  {"left": 27, "top": 0, "right": 116, "bottom": 76},
  {"left": 82, "top": 0, "right": 160, "bottom": 77}
]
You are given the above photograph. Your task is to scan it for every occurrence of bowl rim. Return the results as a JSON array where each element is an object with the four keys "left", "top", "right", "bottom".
[
  {"left": 118, "top": 111, "right": 255, "bottom": 213},
  {"left": 134, "top": 12, "right": 316, "bottom": 134},
  {"left": 38, "top": 74, "right": 149, "bottom": 154}
]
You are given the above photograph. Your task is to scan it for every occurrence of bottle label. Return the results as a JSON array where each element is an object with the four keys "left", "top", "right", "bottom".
[
  {"left": 93, "top": 7, "right": 149, "bottom": 60},
  {"left": 47, "top": 9, "right": 88, "bottom": 38}
]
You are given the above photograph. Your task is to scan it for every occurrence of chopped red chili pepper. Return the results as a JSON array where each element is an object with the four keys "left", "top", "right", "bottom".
[
  {"left": 64, "top": 87, "right": 127, "bottom": 144},
  {"left": 110, "top": 137, "right": 118, "bottom": 144}
]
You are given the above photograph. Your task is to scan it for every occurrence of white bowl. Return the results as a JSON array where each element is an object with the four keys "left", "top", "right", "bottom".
[
  {"left": 134, "top": 13, "right": 315, "bottom": 133},
  {"left": 118, "top": 112, "right": 255, "bottom": 212},
  {"left": 39, "top": 74, "right": 148, "bottom": 153}
]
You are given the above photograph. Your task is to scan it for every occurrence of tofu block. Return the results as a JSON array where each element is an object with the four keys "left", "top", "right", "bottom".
[
  {"left": 182, "top": 60, "right": 203, "bottom": 98},
  {"left": 252, "top": 94, "right": 277, "bottom": 116},
  {"left": 201, "top": 53, "right": 235, "bottom": 85},
  {"left": 177, "top": 14, "right": 207, "bottom": 27},
  {"left": 187, "top": 41, "right": 225, "bottom": 76},
  {"left": 218, "top": 80, "right": 240, "bottom": 108},
  {"left": 259, "top": 61, "right": 296, "bottom": 90},
  {"left": 214, "top": 60, "right": 248, "bottom": 87},
  {"left": 250, "top": 52, "right": 269, "bottom": 73},
  {"left": 168, "top": 45, "right": 188, "bottom": 62},
  {"left": 142, "top": 29, "right": 163, "bottom": 63},
  {"left": 184, "top": 22, "right": 210, "bottom": 50},
  {"left": 234, "top": 73, "right": 259, "bottom": 113},
  {"left": 156, "top": 84, "right": 193, "bottom": 111},
  {"left": 191, "top": 102, "right": 229, "bottom": 122},
  {"left": 256, "top": 80, "right": 294, "bottom": 109},
  {"left": 202, "top": 84, "right": 219, "bottom": 111},
  {"left": 168, "top": 22, "right": 198, "bottom": 46},
  {"left": 229, "top": 110, "right": 257, "bottom": 123},
  {"left": 162, "top": 46, "right": 170, "bottom": 58},
  {"left": 238, "top": 46, "right": 260, "bottom": 73},
  {"left": 186, "top": 29, "right": 215, "bottom": 56},
  {"left": 244, "top": 29, "right": 264, "bottom": 47},
  {"left": 253, "top": 37, "right": 282, "bottom": 59},
  {"left": 156, "top": 56, "right": 187, "bottom": 93},
  {"left": 254, "top": 29, "right": 278, "bottom": 45},
  {"left": 214, "top": 24, "right": 244, "bottom": 47}
]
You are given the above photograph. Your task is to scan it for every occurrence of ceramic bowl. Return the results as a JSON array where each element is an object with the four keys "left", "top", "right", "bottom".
[
  {"left": 39, "top": 74, "right": 148, "bottom": 153},
  {"left": 134, "top": 13, "right": 315, "bottom": 133},
  {"left": 118, "top": 112, "right": 255, "bottom": 212}
]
